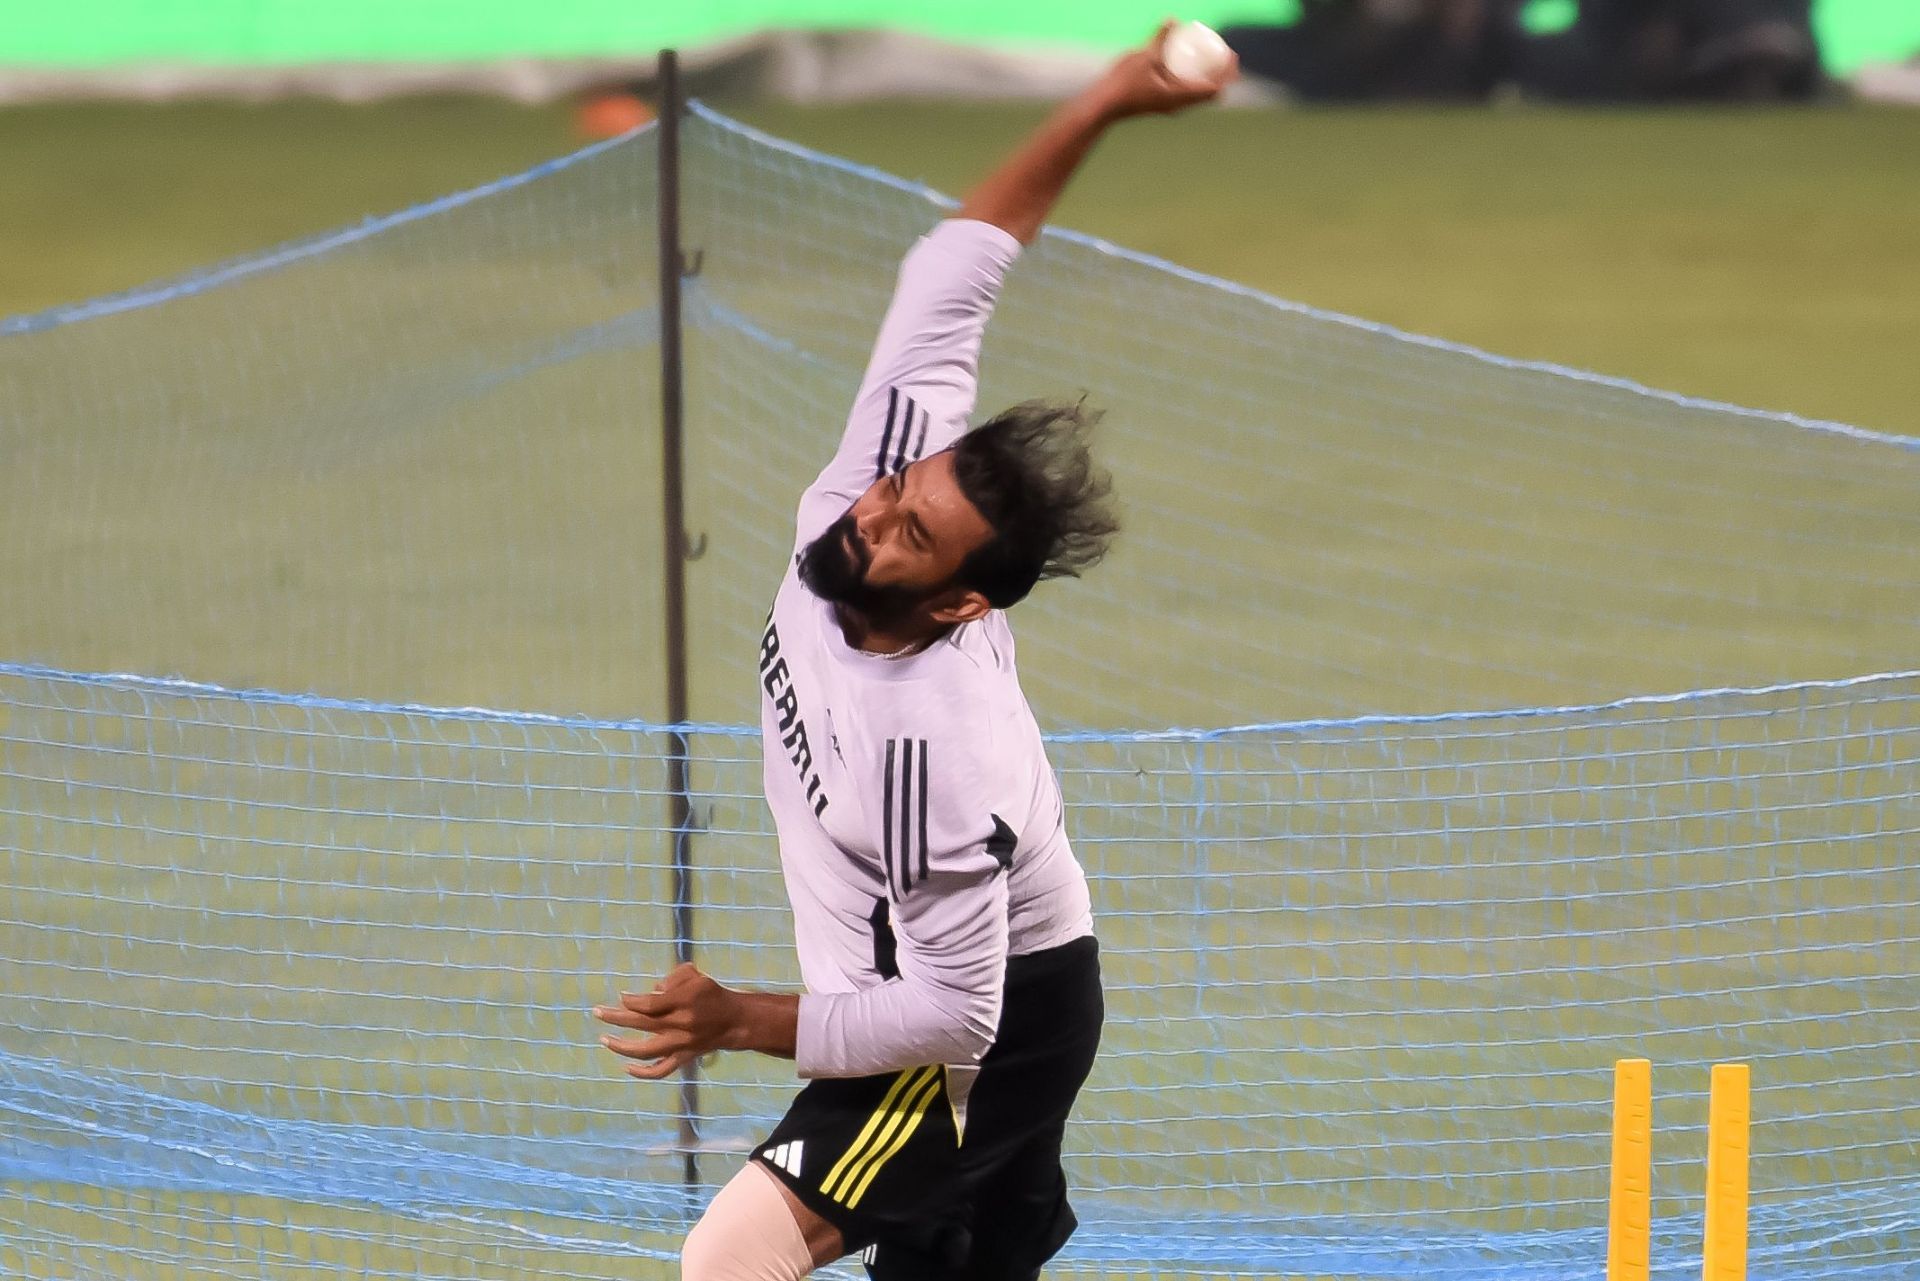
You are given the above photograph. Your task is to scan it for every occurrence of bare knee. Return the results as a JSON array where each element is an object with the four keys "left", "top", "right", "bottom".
[{"left": 681, "top": 1164, "right": 817, "bottom": 1281}]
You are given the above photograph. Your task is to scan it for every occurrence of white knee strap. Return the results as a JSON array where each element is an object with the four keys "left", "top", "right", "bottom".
[{"left": 681, "top": 1162, "right": 818, "bottom": 1281}]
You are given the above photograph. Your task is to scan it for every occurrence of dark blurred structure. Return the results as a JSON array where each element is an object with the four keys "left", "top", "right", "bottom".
[
  {"left": 1224, "top": 0, "right": 1520, "bottom": 101},
  {"left": 1223, "top": 0, "right": 1825, "bottom": 102},
  {"left": 1516, "top": 0, "right": 1823, "bottom": 100}
]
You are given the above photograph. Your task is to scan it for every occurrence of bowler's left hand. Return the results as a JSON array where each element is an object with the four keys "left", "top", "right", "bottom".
[{"left": 595, "top": 962, "right": 742, "bottom": 1080}]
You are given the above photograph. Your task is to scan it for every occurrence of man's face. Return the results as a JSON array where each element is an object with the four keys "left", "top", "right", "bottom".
[{"left": 797, "top": 451, "right": 995, "bottom": 623}]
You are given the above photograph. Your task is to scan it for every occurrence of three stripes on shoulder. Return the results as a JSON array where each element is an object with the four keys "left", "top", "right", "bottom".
[{"left": 876, "top": 387, "right": 931, "bottom": 479}]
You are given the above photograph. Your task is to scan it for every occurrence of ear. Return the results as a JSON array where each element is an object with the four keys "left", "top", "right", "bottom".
[{"left": 927, "top": 588, "right": 994, "bottom": 626}]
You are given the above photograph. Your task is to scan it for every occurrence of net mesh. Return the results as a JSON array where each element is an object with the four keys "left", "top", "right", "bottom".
[
  {"left": 2, "top": 108, "right": 1917, "bottom": 725},
  {"left": 3, "top": 664, "right": 1916, "bottom": 1278},
  {"left": 2, "top": 105, "right": 1917, "bottom": 1280}
]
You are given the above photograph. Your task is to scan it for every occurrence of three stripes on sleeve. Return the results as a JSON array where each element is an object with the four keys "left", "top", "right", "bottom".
[
  {"left": 881, "top": 738, "right": 930, "bottom": 900},
  {"left": 876, "top": 387, "right": 931, "bottom": 479}
]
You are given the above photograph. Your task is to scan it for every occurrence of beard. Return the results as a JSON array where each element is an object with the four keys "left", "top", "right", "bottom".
[{"left": 797, "top": 513, "right": 924, "bottom": 628}]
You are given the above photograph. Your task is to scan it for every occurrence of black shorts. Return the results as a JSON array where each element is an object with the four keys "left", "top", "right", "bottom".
[{"left": 752, "top": 934, "right": 1104, "bottom": 1281}]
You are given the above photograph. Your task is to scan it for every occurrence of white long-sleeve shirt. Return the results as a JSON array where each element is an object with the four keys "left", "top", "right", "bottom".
[{"left": 759, "top": 218, "right": 1095, "bottom": 1081}]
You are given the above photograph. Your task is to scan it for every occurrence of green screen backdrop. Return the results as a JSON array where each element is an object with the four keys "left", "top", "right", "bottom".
[{"left": 0, "top": 1, "right": 1914, "bottom": 78}]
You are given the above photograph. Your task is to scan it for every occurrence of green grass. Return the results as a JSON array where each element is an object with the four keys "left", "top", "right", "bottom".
[
  {"left": 730, "top": 102, "right": 1920, "bottom": 438},
  {"left": 0, "top": 99, "right": 578, "bottom": 320},
  {"left": 5, "top": 100, "right": 1918, "bottom": 436},
  {"left": 2, "top": 97, "right": 1917, "bottom": 1279},
  {"left": 3, "top": 99, "right": 1916, "bottom": 726}
]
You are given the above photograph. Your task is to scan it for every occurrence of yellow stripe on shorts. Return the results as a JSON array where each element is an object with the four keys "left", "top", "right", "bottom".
[
  {"left": 842, "top": 1067, "right": 945, "bottom": 1209},
  {"left": 818, "top": 1066, "right": 937, "bottom": 1202}
]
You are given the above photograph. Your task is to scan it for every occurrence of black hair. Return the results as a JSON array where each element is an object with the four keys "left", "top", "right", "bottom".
[{"left": 950, "top": 399, "right": 1119, "bottom": 609}]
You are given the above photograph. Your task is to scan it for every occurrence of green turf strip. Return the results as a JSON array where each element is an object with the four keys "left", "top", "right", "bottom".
[{"left": 3, "top": 100, "right": 1916, "bottom": 436}]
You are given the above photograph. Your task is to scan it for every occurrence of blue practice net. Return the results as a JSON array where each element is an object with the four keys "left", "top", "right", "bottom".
[{"left": 2, "top": 107, "right": 1917, "bottom": 1280}]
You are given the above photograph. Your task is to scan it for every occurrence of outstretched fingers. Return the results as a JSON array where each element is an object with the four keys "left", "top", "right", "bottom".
[
  {"left": 594, "top": 962, "right": 712, "bottom": 1077},
  {"left": 624, "top": 1050, "right": 696, "bottom": 1081},
  {"left": 600, "top": 1026, "right": 689, "bottom": 1068}
]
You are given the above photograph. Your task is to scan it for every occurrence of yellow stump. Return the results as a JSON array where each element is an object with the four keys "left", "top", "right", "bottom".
[
  {"left": 1702, "top": 1063, "right": 1751, "bottom": 1281},
  {"left": 1608, "top": 1058, "right": 1653, "bottom": 1281}
]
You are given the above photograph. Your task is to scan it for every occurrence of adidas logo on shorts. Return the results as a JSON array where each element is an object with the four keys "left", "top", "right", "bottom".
[{"left": 765, "top": 1140, "right": 804, "bottom": 1177}]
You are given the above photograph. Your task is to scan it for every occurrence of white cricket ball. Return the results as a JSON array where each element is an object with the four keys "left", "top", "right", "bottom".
[{"left": 1160, "top": 20, "right": 1233, "bottom": 85}]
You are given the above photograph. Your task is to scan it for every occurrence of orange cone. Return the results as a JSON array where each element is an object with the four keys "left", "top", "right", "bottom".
[{"left": 576, "top": 92, "right": 655, "bottom": 139}]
